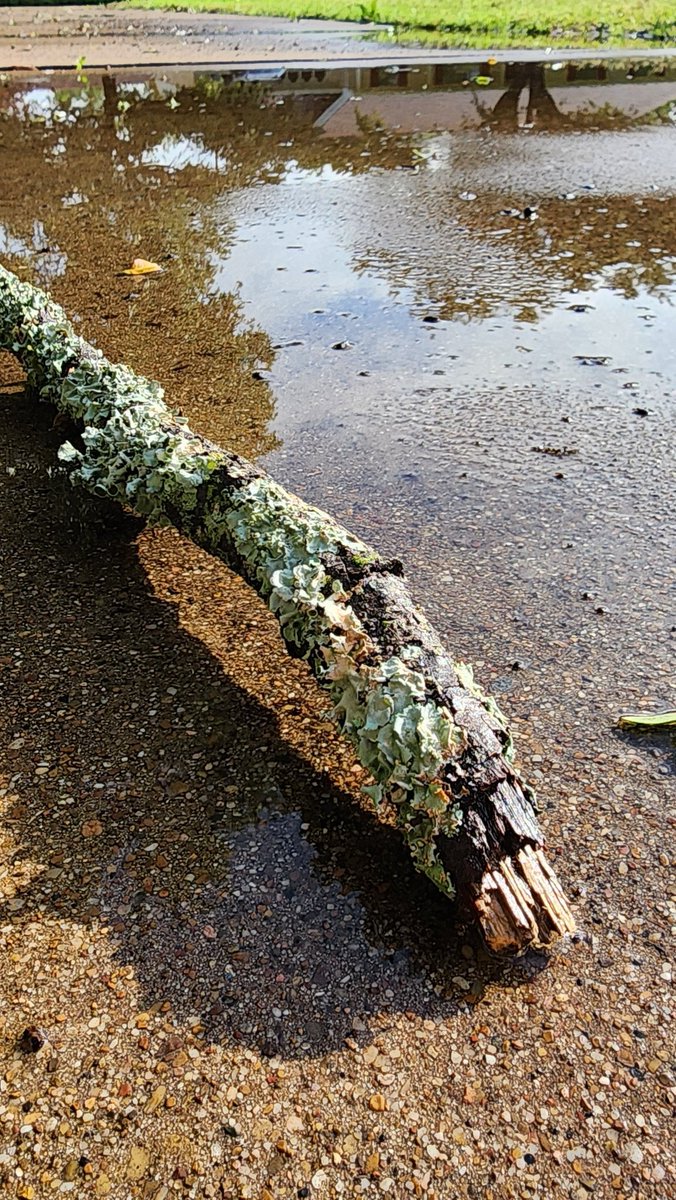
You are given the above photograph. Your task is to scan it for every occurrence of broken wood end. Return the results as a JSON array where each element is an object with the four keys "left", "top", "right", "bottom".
[{"left": 475, "top": 844, "right": 576, "bottom": 956}]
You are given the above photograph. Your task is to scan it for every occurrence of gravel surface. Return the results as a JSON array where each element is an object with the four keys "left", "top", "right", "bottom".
[
  {"left": 0, "top": 64, "right": 674, "bottom": 1200},
  {"left": 0, "top": 5, "right": 379, "bottom": 72},
  {"left": 2, "top": 5, "right": 676, "bottom": 70}
]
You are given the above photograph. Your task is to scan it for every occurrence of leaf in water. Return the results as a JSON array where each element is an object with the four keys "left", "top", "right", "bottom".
[
  {"left": 122, "top": 258, "right": 163, "bottom": 276},
  {"left": 617, "top": 710, "right": 676, "bottom": 730}
]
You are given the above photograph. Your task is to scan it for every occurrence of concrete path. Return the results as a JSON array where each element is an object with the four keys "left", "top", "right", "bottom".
[{"left": 1, "top": 4, "right": 675, "bottom": 72}]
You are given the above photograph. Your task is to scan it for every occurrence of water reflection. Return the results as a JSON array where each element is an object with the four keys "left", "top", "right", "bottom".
[
  {"left": 2, "top": 60, "right": 675, "bottom": 488},
  {"left": 2, "top": 60, "right": 675, "bottom": 448},
  {"left": 0, "top": 220, "right": 67, "bottom": 281},
  {"left": 137, "top": 132, "right": 229, "bottom": 172}
]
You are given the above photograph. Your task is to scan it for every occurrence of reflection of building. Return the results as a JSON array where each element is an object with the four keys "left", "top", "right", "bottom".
[
  {"left": 197, "top": 59, "right": 676, "bottom": 135},
  {"left": 4, "top": 58, "right": 676, "bottom": 135}
]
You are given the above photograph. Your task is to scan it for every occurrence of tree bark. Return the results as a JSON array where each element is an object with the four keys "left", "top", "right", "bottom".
[{"left": 0, "top": 263, "right": 575, "bottom": 955}]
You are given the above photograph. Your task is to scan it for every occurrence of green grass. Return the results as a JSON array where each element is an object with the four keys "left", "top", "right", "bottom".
[{"left": 117, "top": 0, "right": 676, "bottom": 49}]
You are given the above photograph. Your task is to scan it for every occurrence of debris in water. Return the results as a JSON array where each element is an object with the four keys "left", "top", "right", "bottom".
[{"left": 121, "top": 258, "right": 163, "bottom": 276}]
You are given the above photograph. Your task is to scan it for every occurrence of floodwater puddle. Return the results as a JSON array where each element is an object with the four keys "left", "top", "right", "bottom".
[
  {"left": 1, "top": 57, "right": 674, "bottom": 983},
  {"left": 1, "top": 54, "right": 673, "bottom": 714}
]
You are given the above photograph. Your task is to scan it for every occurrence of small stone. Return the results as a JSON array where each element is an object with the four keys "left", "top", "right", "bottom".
[
  {"left": 626, "top": 1143, "right": 643, "bottom": 1165},
  {"left": 19, "top": 1026, "right": 48, "bottom": 1053},
  {"left": 95, "top": 1175, "right": 112, "bottom": 1197},
  {"left": 63, "top": 1160, "right": 79, "bottom": 1182},
  {"left": 81, "top": 818, "right": 103, "bottom": 838},
  {"left": 369, "top": 1094, "right": 387, "bottom": 1112},
  {"left": 365, "top": 1152, "right": 380, "bottom": 1173},
  {"left": 145, "top": 1085, "right": 167, "bottom": 1113},
  {"left": 125, "top": 1147, "right": 150, "bottom": 1181}
]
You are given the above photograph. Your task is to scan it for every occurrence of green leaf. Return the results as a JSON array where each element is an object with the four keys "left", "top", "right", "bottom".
[{"left": 617, "top": 710, "right": 676, "bottom": 730}]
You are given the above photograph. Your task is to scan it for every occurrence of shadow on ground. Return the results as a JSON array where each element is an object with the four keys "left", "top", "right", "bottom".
[{"left": 0, "top": 378, "right": 550, "bottom": 1060}]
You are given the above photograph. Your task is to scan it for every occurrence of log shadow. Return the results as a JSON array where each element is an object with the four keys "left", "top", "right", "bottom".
[
  {"left": 0, "top": 378, "right": 550, "bottom": 1061},
  {"left": 611, "top": 728, "right": 675, "bottom": 776}
]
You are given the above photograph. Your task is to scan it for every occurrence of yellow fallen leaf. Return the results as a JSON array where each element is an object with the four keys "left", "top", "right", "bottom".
[{"left": 122, "top": 258, "right": 163, "bottom": 276}]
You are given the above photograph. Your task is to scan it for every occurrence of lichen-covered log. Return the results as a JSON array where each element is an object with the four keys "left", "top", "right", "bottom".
[{"left": 0, "top": 263, "right": 575, "bottom": 954}]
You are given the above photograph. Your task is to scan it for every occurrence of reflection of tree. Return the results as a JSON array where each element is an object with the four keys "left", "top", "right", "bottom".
[
  {"left": 0, "top": 77, "right": 413, "bottom": 461},
  {"left": 487, "top": 65, "right": 567, "bottom": 131},
  {"left": 352, "top": 185, "right": 676, "bottom": 326},
  {"left": 480, "top": 63, "right": 669, "bottom": 133},
  {"left": 526, "top": 67, "right": 568, "bottom": 128}
]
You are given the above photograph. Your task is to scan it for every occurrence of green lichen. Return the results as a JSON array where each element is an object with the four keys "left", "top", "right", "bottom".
[
  {"left": 455, "top": 658, "right": 515, "bottom": 760},
  {"left": 0, "top": 262, "right": 509, "bottom": 901}
]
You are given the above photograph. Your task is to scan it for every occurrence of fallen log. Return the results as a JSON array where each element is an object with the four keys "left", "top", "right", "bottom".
[{"left": 0, "top": 263, "right": 575, "bottom": 955}]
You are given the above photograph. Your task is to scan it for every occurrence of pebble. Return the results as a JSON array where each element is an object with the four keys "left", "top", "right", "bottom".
[
  {"left": 145, "top": 1085, "right": 166, "bottom": 1113},
  {"left": 125, "top": 1147, "right": 150, "bottom": 1181}
]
